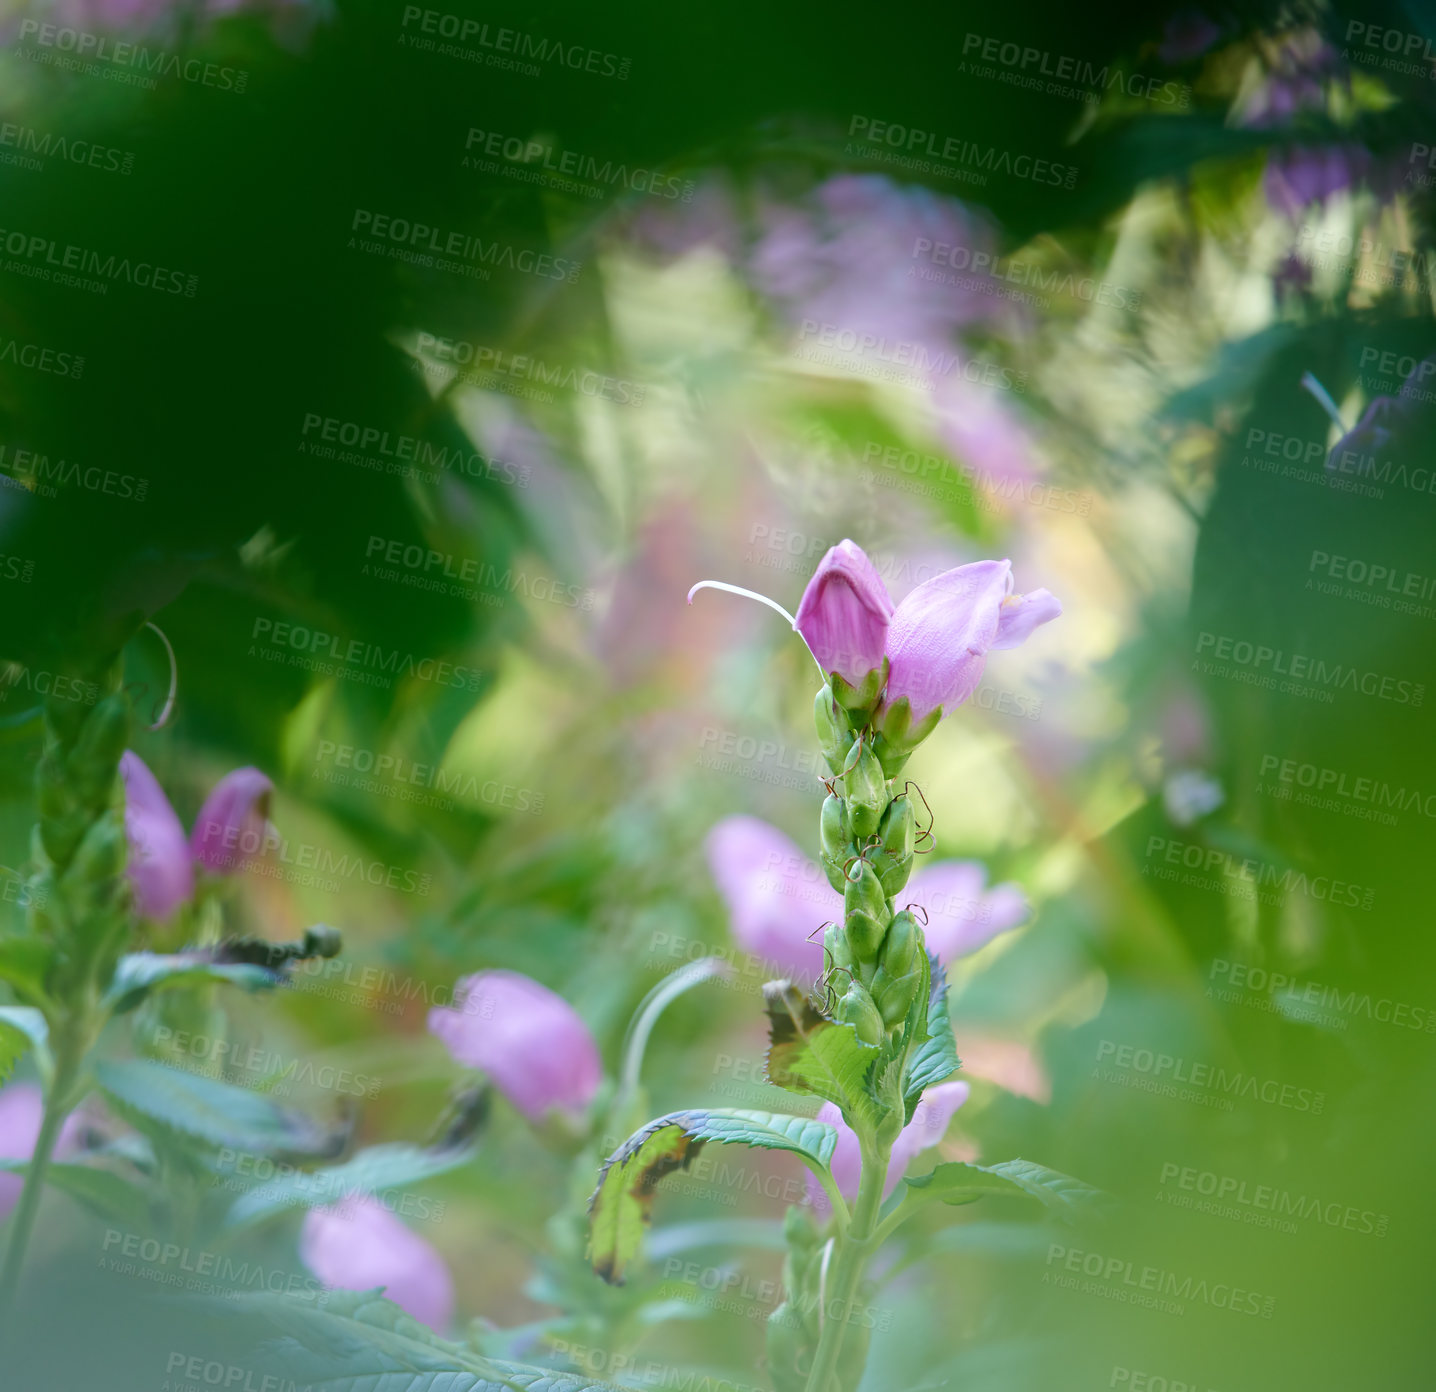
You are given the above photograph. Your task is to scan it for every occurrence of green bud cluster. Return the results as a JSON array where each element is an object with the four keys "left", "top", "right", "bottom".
[
  {"left": 31, "top": 665, "right": 133, "bottom": 1003},
  {"left": 813, "top": 672, "right": 939, "bottom": 1039}
]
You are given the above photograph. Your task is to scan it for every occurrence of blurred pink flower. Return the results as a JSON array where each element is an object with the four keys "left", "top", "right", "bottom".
[
  {"left": 120, "top": 752, "right": 274, "bottom": 919},
  {"left": 0, "top": 1083, "right": 84, "bottom": 1219},
  {"left": 931, "top": 381, "right": 1040, "bottom": 492},
  {"left": 751, "top": 175, "right": 1003, "bottom": 362},
  {"left": 428, "top": 971, "right": 602, "bottom": 1122},
  {"left": 705, "top": 816, "right": 1028, "bottom": 973},
  {"left": 904, "top": 861, "right": 1029, "bottom": 961},
  {"left": 705, "top": 817, "right": 840, "bottom": 980},
  {"left": 885, "top": 558, "right": 1061, "bottom": 720},
  {"left": 300, "top": 1198, "right": 453, "bottom": 1330},
  {"left": 793, "top": 540, "right": 894, "bottom": 685},
  {"left": 810, "top": 1081, "right": 970, "bottom": 1209},
  {"left": 953, "top": 1035, "right": 1051, "bottom": 1103}
]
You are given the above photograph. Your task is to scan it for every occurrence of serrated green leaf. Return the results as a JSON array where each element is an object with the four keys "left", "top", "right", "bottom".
[
  {"left": 906, "top": 1158, "right": 1107, "bottom": 1222},
  {"left": 227, "top": 1142, "right": 474, "bottom": 1228},
  {"left": 902, "top": 959, "right": 959, "bottom": 1122},
  {"left": 221, "top": 1289, "right": 619, "bottom": 1390},
  {"left": 95, "top": 1058, "right": 335, "bottom": 1157},
  {"left": 0, "top": 1157, "right": 151, "bottom": 1227},
  {"left": 587, "top": 1108, "right": 837, "bottom": 1285},
  {"left": 0, "top": 1006, "right": 49, "bottom": 1083},
  {"left": 104, "top": 952, "right": 280, "bottom": 1013},
  {"left": 763, "top": 980, "right": 882, "bottom": 1126}
]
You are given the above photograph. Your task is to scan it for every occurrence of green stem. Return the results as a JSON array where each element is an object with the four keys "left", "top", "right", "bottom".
[
  {"left": 0, "top": 1023, "right": 83, "bottom": 1331},
  {"left": 802, "top": 1135, "right": 888, "bottom": 1392}
]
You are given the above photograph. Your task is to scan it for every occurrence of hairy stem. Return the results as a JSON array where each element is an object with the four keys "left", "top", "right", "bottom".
[{"left": 802, "top": 1135, "right": 888, "bottom": 1392}]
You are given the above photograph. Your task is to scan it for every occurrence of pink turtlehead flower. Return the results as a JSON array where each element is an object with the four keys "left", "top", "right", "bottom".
[
  {"left": 811, "top": 1081, "right": 970, "bottom": 1209},
  {"left": 705, "top": 816, "right": 1027, "bottom": 973},
  {"left": 120, "top": 752, "right": 196, "bottom": 921},
  {"left": 428, "top": 971, "right": 602, "bottom": 1122},
  {"left": 119, "top": 753, "right": 274, "bottom": 919},
  {"left": 191, "top": 767, "right": 274, "bottom": 872},
  {"left": 0, "top": 1084, "right": 84, "bottom": 1218},
  {"left": 300, "top": 1198, "right": 454, "bottom": 1331},
  {"left": 885, "top": 558, "right": 1061, "bottom": 721},
  {"left": 794, "top": 541, "right": 895, "bottom": 686}
]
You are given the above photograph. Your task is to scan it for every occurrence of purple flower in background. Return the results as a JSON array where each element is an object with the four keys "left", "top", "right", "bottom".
[
  {"left": 751, "top": 175, "right": 1004, "bottom": 365},
  {"left": 191, "top": 767, "right": 274, "bottom": 872},
  {"left": 1263, "top": 145, "right": 1370, "bottom": 218},
  {"left": 905, "top": 861, "right": 1029, "bottom": 961},
  {"left": 300, "top": 1198, "right": 454, "bottom": 1330},
  {"left": 120, "top": 752, "right": 195, "bottom": 922},
  {"left": 794, "top": 540, "right": 895, "bottom": 685},
  {"left": 811, "top": 1081, "right": 970, "bottom": 1208},
  {"left": 428, "top": 971, "right": 602, "bottom": 1122},
  {"left": 706, "top": 816, "right": 1029, "bottom": 973},
  {"left": 932, "top": 381, "right": 1041, "bottom": 493},
  {"left": 705, "top": 817, "right": 841, "bottom": 979},
  {"left": 885, "top": 558, "right": 1061, "bottom": 721},
  {"left": 120, "top": 752, "right": 274, "bottom": 919},
  {"left": 0, "top": 1084, "right": 83, "bottom": 1218},
  {"left": 1240, "top": 31, "right": 1340, "bottom": 129}
]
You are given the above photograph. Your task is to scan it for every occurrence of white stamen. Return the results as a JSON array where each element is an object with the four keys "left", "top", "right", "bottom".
[
  {"left": 687, "top": 580, "right": 824, "bottom": 675},
  {"left": 144, "top": 622, "right": 178, "bottom": 731},
  {"left": 1300, "top": 371, "right": 1347, "bottom": 432}
]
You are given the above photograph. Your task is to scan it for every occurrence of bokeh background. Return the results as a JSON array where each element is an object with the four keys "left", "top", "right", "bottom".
[{"left": 2, "top": 0, "right": 1434, "bottom": 1387}]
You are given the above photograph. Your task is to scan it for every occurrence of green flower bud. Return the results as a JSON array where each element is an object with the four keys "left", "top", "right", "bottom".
[
  {"left": 843, "top": 860, "right": 888, "bottom": 961},
  {"left": 67, "top": 694, "right": 130, "bottom": 811},
  {"left": 823, "top": 922, "right": 856, "bottom": 978},
  {"left": 875, "top": 696, "right": 941, "bottom": 777},
  {"left": 836, "top": 981, "right": 884, "bottom": 1046},
  {"left": 819, "top": 794, "right": 853, "bottom": 892},
  {"left": 873, "top": 964, "right": 922, "bottom": 1028},
  {"left": 880, "top": 910, "right": 923, "bottom": 980},
  {"left": 842, "top": 742, "right": 887, "bottom": 839},
  {"left": 814, "top": 686, "right": 854, "bottom": 775},
  {"left": 765, "top": 1303, "right": 811, "bottom": 1392},
  {"left": 870, "top": 795, "right": 915, "bottom": 896}
]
